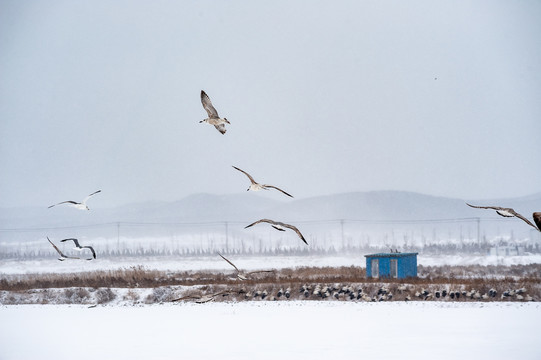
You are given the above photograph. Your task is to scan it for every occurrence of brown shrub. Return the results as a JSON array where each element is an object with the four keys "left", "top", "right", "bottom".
[{"left": 96, "top": 288, "right": 116, "bottom": 304}]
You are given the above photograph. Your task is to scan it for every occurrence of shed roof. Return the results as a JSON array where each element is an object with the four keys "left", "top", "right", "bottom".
[{"left": 364, "top": 252, "right": 418, "bottom": 258}]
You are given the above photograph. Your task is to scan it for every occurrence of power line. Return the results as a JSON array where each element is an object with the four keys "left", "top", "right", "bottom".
[{"left": 0, "top": 217, "right": 508, "bottom": 232}]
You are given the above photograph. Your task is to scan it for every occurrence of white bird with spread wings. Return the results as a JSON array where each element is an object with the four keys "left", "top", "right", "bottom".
[
  {"left": 48, "top": 190, "right": 101, "bottom": 210},
  {"left": 232, "top": 166, "right": 293, "bottom": 198},
  {"left": 172, "top": 290, "right": 231, "bottom": 304},
  {"left": 244, "top": 219, "right": 308, "bottom": 245},
  {"left": 218, "top": 253, "right": 275, "bottom": 281},
  {"left": 466, "top": 203, "right": 541, "bottom": 232},
  {"left": 200, "top": 90, "right": 230, "bottom": 134},
  {"left": 46, "top": 237, "right": 80, "bottom": 261},
  {"left": 60, "top": 238, "right": 97, "bottom": 260}
]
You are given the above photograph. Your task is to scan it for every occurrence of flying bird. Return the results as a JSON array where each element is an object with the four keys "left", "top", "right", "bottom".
[
  {"left": 46, "top": 237, "right": 80, "bottom": 261},
  {"left": 200, "top": 90, "right": 230, "bottom": 134},
  {"left": 232, "top": 166, "right": 293, "bottom": 198},
  {"left": 244, "top": 219, "right": 308, "bottom": 245},
  {"left": 172, "top": 290, "right": 230, "bottom": 304},
  {"left": 60, "top": 238, "right": 96, "bottom": 260},
  {"left": 218, "top": 253, "right": 275, "bottom": 281},
  {"left": 466, "top": 203, "right": 541, "bottom": 231},
  {"left": 534, "top": 212, "right": 541, "bottom": 231},
  {"left": 48, "top": 190, "right": 101, "bottom": 210}
]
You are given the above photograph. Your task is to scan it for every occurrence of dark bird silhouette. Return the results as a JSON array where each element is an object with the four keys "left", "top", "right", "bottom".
[
  {"left": 60, "top": 238, "right": 96, "bottom": 260},
  {"left": 46, "top": 237, "right": 80, "bottom": 261},
  {"left": 244, "top": 219, "right": 308, "bottom": 245},
  {"left": 533, "top": 212, "right": 541, "bottom": 230}
]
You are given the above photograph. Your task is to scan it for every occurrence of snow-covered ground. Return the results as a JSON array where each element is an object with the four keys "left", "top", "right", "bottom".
[
  {"left": 1, "top": 302, "right": 539, "bottom": 360},
  {"left": 1, "top": 253, "right": 540, "bottom": 275},
  {"left": 418, "top": 254, "right": 541, "bottom": 266},
  {"left": 0, "top": 255, "right": 362, "bottom": 274}
]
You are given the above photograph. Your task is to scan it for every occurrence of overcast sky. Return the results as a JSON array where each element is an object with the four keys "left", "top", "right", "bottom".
[{"left": 0, "top": 0, "right": 540, "bottom": 208}]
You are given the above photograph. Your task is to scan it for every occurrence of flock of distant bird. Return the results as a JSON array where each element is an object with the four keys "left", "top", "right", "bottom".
[{"left": 172, "top": 283, "right": 535, "bottom": 304}]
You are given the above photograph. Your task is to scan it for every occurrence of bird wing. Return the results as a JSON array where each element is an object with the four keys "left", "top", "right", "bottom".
[
  {"left": 201, "top": 90, "right": 219, "bottom": 118},
  {"left": 232, "top": 166, "right": 257, "bottom": 184},
  {"left": 466, "top": 203, "right": 515, "bottom": 217},
  {"left": 262, "top": 184, "right": 293, "bottom": 198},
  {"left": 244, "top": 219, "right": 276, "bottom": 229},
  {"left": 509, "top": 210, "right": 538, "bottom": 230},
  {"left": 84, "top": 246, "right": 97, "bottom": 259},
  {"left": 171, "top": 294, "right": 200, "bottom": 302},
  {"left": 467, "top": 203, "right": 538, "bottom": 229},
  {"left": 60, "top": 238, "right": 81, "bottom": 248},
  {"left": 466, "top": 203, "right": 507, "bottom": 211},
  {"left": 247, "top": 270, "right": 276, "bottom": 275},
  {"left": 218, "top": 253, "right": 240, "bottom": 272},
  {"left": 48, "top": 201, "right": 78, "bottom": 208},
  {"left": 47, "top": 237, "right": 64, "bottom": 256},
  {"left": 533, "top": 212, "right": 541, "bottom": 231},
  {"left": 83, "top": 190, "right": 101, "bottom": 204},
  {"left": 195, "top": 296, "right": 215, "bottom": 304},
  {"left": 196, "top": 290, "right": 230, "bottom": 303},
  {"left": 281, "top": 223, "right": 308, "bottom": 245},
  {"left": 213, "top": 123, "right": 227, "bottom": 134},
  {"left": 212, "top": 290, "right": 230, "bottom": 297},
  {"left": 47, "top": 237, "right": 80, "bottom": 259}
]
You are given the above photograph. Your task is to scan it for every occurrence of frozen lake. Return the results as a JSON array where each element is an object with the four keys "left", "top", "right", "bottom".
[{"left": 1, "top": 302, "right": 539, "bottom": 360}]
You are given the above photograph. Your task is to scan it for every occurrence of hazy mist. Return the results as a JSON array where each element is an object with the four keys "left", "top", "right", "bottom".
[{"left": 1, "top": 0, "right": 540, "bottom": 208}]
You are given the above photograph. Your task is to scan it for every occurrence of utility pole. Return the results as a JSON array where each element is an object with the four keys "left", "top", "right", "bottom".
[
  {"left": 224, "top": 221, "right": 229, "bottom": 253},
  {"left": 340, "top": 219, "right": 345, "bottom": 250},
  {"left": 476, "top": 217, "right": 481, "bottom": 247}
]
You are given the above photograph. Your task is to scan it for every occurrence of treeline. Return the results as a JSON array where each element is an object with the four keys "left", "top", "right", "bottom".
[{"left": 1, "top": 240, "right": 539, "bottom": 260}]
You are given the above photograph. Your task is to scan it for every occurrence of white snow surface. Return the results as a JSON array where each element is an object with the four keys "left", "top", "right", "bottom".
[
  {"left": 1, "top": 254, "right": 540, "bottom": 275},
  {"left": 1, "top": 302, "right": 539, "bottom": 360}
]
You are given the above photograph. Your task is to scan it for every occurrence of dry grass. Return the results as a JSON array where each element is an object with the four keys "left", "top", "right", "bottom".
[
  {"left": 2, "top": 264, "right": 540, "bottom": 291},
  {"left": 1, "top": 264, "right": 540, "bottom": 304}
]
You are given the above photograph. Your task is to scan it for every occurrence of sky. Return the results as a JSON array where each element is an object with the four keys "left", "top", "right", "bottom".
[{"left": 0, "top": 0, "right": 540, "bottom": 208}]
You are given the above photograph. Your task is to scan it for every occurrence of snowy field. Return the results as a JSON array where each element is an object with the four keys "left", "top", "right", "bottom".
[
  {"left": 0, "top": 255, "right": 362, "bottom": 275},
  {"left": 1, "top": 301, "right": 539, "bottom": 360},
  {"left": 1, "top": 253, "right": 541, "bottom": 275}
]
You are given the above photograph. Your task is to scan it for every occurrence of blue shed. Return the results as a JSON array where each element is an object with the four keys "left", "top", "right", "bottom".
[{"left": 364, "top": 253, "right": 418, "bottom": 279}]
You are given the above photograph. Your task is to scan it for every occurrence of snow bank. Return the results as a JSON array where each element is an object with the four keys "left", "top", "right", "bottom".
[
  {"left": 0, "top": 255, "right": 364, "bottom": 275},
  {"left": 1, "top": 253, "right": 540, "bottom": 275},
  {"left": 0, "top": 302, "right": 539, "bottom": 360}
]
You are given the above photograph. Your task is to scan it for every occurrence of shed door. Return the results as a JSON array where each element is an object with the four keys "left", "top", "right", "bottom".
[
  {"left": 390, "top": 259, "right": 398, "bottom": 278},
  {"left": 371, "top": 259, "right": 379, "bottom": 278}
]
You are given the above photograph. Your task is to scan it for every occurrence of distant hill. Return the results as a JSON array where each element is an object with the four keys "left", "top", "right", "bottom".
[
  {"left": 1, "top": 190, "right": 539, "bottom": 242},
  {"left": 1, "top": 190, "right": 539, "bottom": 226}
]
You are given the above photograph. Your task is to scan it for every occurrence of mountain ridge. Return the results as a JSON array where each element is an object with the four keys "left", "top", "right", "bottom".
[{"left": 1, "top": 190, "right": 539, "bottom": 227}]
